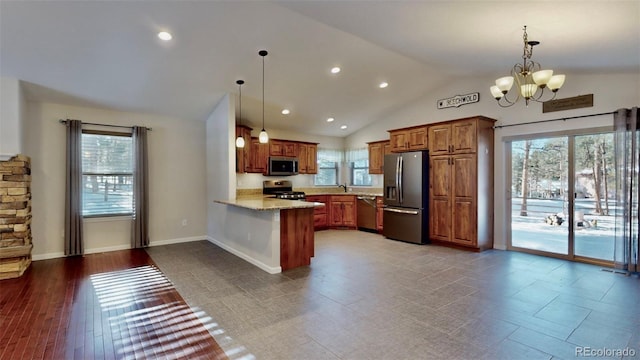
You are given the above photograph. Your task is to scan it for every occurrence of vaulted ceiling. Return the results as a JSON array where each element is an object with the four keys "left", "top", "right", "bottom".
[{"left": 1, "top": 1, "right": 638, "bottom": 137}]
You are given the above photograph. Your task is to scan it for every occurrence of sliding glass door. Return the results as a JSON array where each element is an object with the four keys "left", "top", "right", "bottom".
[
  {"left": 573, "top": 133, "right": 615, "bottom": 261},
  {"left": 511, "top": 137, "right": 569, "bottom": 255},
  {"left": 509, "top": 130, "right": 615, "bottom": 264}
]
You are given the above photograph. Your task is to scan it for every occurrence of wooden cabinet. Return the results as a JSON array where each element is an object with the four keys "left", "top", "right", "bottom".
[
  {"left": 428, "top": 116, "right": 495, "bottom": 251},
  {"left": 298, "top": 142, "right": 318, "bottom": 174},
  {"left": 367, "top": 140, "right": 391, "bottom": 174},
  {"left": 306, "top": 195, "right": 327, "bottom": 230},
  {"left": 247, "top": 137, "right": 269, "bottom": 174},
  {"left": 376, "top": 196, "right": 384, "bottom": 232},
  {"left": 235, "top": 125, "right": 252, "bottom": 173},
  {"left": 428, "top": 119, "right": 477, "bottom": 156},
  {"left": 388, "top": 125, "right": 428, "bottom": 152},
  {"left": 270, "top": 140, "right": 297, "bottom": 157},
  {"left": 328, "top": 195, "right": 357, "bottom": 228},
  {"left": 246, "top": 138, "right": 316, "bottom": 175}
]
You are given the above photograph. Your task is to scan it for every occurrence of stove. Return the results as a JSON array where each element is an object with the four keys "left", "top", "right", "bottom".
[
  {"left": 273, "top": 191, "right": 306, "bottom": 200},
  {"left": 263, "top": 180, "right": 306, "bottom": 200}
]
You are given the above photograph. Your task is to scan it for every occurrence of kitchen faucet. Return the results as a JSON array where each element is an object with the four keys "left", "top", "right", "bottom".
[{"left": 338, "top": 184, "right": 347, "bottom": 193}]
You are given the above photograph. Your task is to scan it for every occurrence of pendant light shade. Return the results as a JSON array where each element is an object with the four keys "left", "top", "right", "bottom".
[
  {"left": 258, "top": 50, "right": 269, "bottom": 144},
  {"left": 235, "top": 79, "right": 245, "bottom": 148}
]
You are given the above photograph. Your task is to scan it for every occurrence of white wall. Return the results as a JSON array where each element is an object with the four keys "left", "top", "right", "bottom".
[
  {"left": 206, "top": 94, "right": 282, "bottom": 273},
  {"left": 0, "top": 77, "right": 24, "bottom": 159},
  {"left": 346, "top": 70, "right": 640, "bottom": 250},
  {"left": 24, "top": 102, "right": 208, "bottom": 258}
]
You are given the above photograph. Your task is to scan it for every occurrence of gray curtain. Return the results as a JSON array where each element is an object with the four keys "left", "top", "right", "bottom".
[
  {"left": 131, "top": 126, "right": 149, "bottom": 248},
  {"left": 613, "top": 107, "right": 639, "bottom": 273},
  {"left": 64, "top": 120, "right": 84, "bottom": 256}
]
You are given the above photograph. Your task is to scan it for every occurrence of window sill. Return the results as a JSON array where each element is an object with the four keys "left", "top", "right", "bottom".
[{"left": 84, "top": 215, "right": 133, "bottom": 223}]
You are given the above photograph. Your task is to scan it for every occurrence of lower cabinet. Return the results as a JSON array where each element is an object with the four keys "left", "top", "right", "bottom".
[
  {"left": 306, "top": 195, "right": 328, "bottom": 230},
  {"left": 306, "top": 194, "right": 363, "bottom": 230},
  {"left": 328, "top": 195, "right": 357, "bottom": 228}
]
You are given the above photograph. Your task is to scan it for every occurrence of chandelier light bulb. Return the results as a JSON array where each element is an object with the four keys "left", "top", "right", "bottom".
[
  {"left": 495, "top": 76, "right": 514, "bottom": 93},
  {"left": 532, "top": 70, "right": 553, "bottom": 86},
  {"left": 490, "top": 86, "right": 504, "bottom": 99},
  {"left": 520, "top": 84, "right": 538, "bottom": 99},
  {"left": 548, "top": 74, "right": 566, "bottom": 91}
]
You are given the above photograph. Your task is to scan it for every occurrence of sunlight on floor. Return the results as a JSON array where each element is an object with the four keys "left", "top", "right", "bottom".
[{"left": 90, "top": 265, "right": 255, "bottom": 359}]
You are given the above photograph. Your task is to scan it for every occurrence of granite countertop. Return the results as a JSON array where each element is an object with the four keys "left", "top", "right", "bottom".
[
  {"left": 215, "top": 197, "right": 325, "bottom": 211},
  {"left": 305, "top": 191, "right": 383, "bottom": 197}
]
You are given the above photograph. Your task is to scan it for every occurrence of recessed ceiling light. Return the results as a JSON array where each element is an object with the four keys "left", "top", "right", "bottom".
[
  {"left": 379, "top": 82, "right": 389, "bottom": 89},
  {"left": 340, "top": 125, "right": 348, "bottom": 130},
  {"left": 281, "top": 109, "right": 290, "bottom": 115},
  {"left": 331, "top": 67, "right": 341, "bottom": 74},
  {"left": 327, "top": 117, "right": 335, "bottom": 122},
  {"left": 158, "top": 31, "right": 172, "bottom": 41}
]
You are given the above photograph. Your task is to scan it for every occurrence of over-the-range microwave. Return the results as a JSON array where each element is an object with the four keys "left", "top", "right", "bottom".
[{"left": 268, "top": 156, "right": 299, "bottom": 176}]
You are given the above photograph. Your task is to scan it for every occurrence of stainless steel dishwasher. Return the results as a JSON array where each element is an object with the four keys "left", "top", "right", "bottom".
[{"left": 357, "top": 195, "right": 377, "bottom": 232}]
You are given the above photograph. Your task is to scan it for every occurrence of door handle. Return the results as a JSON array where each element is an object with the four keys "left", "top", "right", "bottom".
[{"left": 383, "top": 208, "right": 419, "bottom": 215}]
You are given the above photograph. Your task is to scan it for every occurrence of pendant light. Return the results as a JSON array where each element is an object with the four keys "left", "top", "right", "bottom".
[
  {"left": 235, "top": 79, "right": 245, "bottom": 148},
  {"left": 258, "top": 50, "right": 269, "bottom": 144}
]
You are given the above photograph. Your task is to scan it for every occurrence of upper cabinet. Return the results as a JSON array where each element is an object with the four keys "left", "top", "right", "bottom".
[
  {"left": 388, "top": 125, "right": 428, "bottom": 152},
  {"left": 428, "top": 118, "right": 477, "bottom": 156},
  {"left": 270, "top": 140, "right": 298, "bottom": 157},
  {"left": 239, "top": 135, "right": 317, "bottom": 175},
  {"left": 248, "top": 137, "right": 269, "bottom": 174},
  {"left": 235, "top": 125, "right": 252, "bottom": 173},
  {"left": 298, "top": 142, "right": 318, "bottom": 174},
  {"left": 367, "top": 140, "right": 391, "bottom": 174}
]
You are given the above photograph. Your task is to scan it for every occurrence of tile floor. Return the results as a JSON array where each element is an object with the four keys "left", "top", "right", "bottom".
[{"left": 146, "top": 230, "right": 640, "bottom": 360}]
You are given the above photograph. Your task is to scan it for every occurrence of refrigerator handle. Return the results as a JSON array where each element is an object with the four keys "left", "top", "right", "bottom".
[
  {"left": 395, "top": 155, "right": 400, "bottom": 201},
  {"left": 398, "top": 156, "right": 403, "bottom": 204}
]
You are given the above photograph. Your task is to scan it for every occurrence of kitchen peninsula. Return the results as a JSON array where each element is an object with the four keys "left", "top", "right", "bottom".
[{"left": 214, "top": 197, "right": 323, "bottom": 273}]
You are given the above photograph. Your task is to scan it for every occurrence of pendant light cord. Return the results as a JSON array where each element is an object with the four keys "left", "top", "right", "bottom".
[
  {"left": 236, "top": 80, "right": 243, "bottom": 127},
  {"left": 262, "top": 53, "right": 265, "bottom": 131}
]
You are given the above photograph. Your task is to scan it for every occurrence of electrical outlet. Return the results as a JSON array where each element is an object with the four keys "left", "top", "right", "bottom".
[{"left": 181, "top": 219, "right": 188, "bottom": 226}]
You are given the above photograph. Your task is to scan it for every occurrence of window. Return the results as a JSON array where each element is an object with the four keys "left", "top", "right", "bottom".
[
  {"left": 351, "top": 159, "right": 372, "bottom": 186},
  {"left": 81, "top": 131, "right": 133, "bottom": 217},
  {"left": 347, "top": 148, "right": 372, "bottom": 186},
  {"left": 314, "top": 148, "right": 342, "bottom": 186}
]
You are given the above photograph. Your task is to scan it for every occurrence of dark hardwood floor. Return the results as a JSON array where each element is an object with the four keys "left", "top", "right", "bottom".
[{"left": 0, "top": 249, "right": 227, "bottom": 360}]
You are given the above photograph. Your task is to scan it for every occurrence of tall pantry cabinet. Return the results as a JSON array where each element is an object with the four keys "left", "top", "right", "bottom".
[{"left": 428, "top": 116, "right": 495, "bottom": 251}]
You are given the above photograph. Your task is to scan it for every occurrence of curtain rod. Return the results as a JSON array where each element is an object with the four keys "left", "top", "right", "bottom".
[
  {"left": 59, "top": 119, "right": 152, "bottom": 131},
  {"left": 493, "top": 111, "right": 615, "bottom": 129}
]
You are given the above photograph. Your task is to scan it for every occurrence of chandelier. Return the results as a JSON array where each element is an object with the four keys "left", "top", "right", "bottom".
[{"left": 490, "top": 26, "right": 565, "bottom": 107}]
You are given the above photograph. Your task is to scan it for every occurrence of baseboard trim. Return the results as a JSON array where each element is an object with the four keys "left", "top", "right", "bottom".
[
  {"left": 32, "top": 252, "right": 65, "bottom": 261},
  {"left": 85, "top": 244, "right": 131, "bottom": 254},
  {"left": 206, "top": 236, "right": 281, "bottom": 274},
  {"left": 149, "top": 236, "right": 207, "bottom": 247},
  {"left": 31, "top": 235, "right": 207, "bottom": 261}
]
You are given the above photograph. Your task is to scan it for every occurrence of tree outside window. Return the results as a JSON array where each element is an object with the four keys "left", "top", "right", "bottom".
[{"left": 81, "top": 132, "right": 134, "bottom": 216}]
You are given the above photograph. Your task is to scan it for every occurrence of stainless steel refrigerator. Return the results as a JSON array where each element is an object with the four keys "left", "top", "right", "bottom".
[{"left": 382, "top": 151, "right": 429, "bottom": 244}]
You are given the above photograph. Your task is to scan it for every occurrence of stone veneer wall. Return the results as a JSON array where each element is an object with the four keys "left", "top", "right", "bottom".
[{"left": 0, "top": 155, "right": 32, "bottom": 280}]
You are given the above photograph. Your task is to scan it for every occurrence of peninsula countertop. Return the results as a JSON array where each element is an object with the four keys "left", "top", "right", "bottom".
[{"left": 214, "top": 196, "right": 325, "bottom": 211}]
